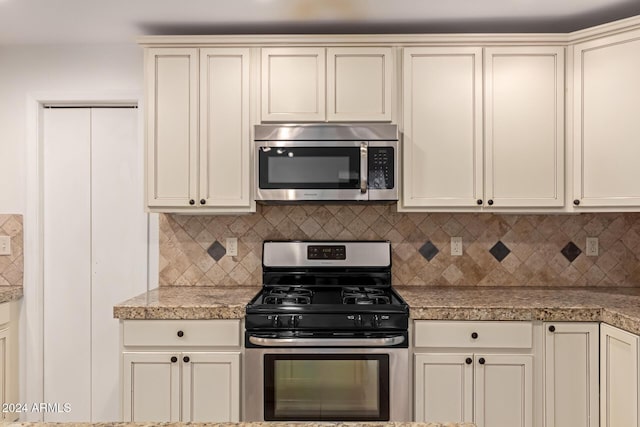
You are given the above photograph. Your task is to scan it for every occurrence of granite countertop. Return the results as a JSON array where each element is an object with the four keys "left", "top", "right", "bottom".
[
  {"left": 8, "top": 423, "right": 474, "bottom": 427},
  {"left": 114, "top": 285, "right": 640, "bottom": 335},
  {"left": 0, "top": 286, "right": 23, "bottom": 304}
]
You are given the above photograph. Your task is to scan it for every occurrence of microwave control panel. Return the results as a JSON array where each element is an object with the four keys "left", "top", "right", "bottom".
[{"left": 368, "top": 147, "right": 394, "bottom": 189}]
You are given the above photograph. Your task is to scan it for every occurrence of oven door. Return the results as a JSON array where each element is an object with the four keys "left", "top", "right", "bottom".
[
  {"left": 244, "top": 345, "right": 409, "bottom": 422},
  {"left": 256, "top": 141, "right": 368, "bottom": 201}
]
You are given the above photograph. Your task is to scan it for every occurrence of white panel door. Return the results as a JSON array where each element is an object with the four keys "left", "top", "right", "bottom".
[
  {"left": 544, "top": 322, "right": 599, "bottom": 427},
  {"left": 91, "top": 108, "right": 148, "bottom": 421},
  {"left": 484, "top": 47, "right": 565, "bottom": 208},
  {"left": 414, "top": 353, "right": 473, "bottom": 423},
  {"left": 601, "top": 323, "right": 640, "bottom": 427},
  {"left": 573, "top": 29, "right": 640, "bottom": 207},
  {"left": 327, "top": 47, "right": 392, "bottom": 121},
  {"left": 43, "top": 108, "right": 92, "bottom": 421},
  {"left": 475, "top": 354, "right": 533, "bottom": 427},
  {"left": 199, "top": 48, "right": 252, "bottom": 209},
  {"left": 146, "top": 48, "right": 199, "bottom": 207},
  {"left": 123, "top": 352, "right": 180, "bottom": 422},
  {"left": 402, "top": 47, "right": 483, "bottom": 208},
  {"left": 261, "top": 47, "right": 326, "bottom": 122},
  {"left": 181, "top": 352, "right": 241, "bottom": 422}
]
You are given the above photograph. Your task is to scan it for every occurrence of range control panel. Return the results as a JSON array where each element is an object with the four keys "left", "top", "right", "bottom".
[
  {"left": 307, "top": 245, "right": 346, "bottom": 260},
  {"left": 368, "top": 147, "right": 394, "bottom": 189}
]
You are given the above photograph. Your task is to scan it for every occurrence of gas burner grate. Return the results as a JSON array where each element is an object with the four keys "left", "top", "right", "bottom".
[
  {"left": 342, "top": 287, "right": 391, "bottom": 305},
  {"left": 263, "top": 287, "right": 313, "bottom": 305}
]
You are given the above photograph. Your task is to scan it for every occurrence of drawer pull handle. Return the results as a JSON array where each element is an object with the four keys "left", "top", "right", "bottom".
[
  {"left": 177, "top": 330, "right": 184, "bottom": 337},
  {"left": 478, "top": 357, "right": 486, "bottom": 365},
  {"left": 471, "top": 332, "right": 478, "bottom": 339},
  {"left": 183, "top": 356, "right": 190, "bottom": 363},
  {"left": 170, "top": 356, "right": 177, "bottom": 363},
  {"left": 548, "top": 325, "right": 556, "bottom": 332},
  {"left": 465, "top": 357, "right": 472, "bottom": 365}
]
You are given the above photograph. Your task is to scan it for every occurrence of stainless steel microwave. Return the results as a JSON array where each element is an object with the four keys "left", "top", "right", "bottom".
[{"left": 255, "top": 124, "right": 399, "bottom": 202}]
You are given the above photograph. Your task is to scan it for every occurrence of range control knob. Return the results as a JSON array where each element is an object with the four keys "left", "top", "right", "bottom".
[
  {"left": 288, "top": 315, "right": 299, "bottom": 328},
  {"left": 372, "top": 314, "right": 381, "bottom": 328},
  {"left": 354, "top": 314, "right": 363, "bottom": 327},
  {"left": 271, "top": 315, "right": 280, "bottom": 328}
]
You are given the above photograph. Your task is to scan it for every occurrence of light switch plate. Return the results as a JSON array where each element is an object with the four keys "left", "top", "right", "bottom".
[
  {"left": 451, "top": 237, "right": 463, "bottom": 256},
  {"left": 0, "top": 236, "right": 10, "bottom": 256},
  {"left": 226, "top": 237, "right": 238, "bottom": 257}
]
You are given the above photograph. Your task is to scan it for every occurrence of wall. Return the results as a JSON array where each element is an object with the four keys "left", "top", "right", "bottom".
[
  {"left": 0, "top": 214, "right": 22, "bottom": 286},
  {"left": 0, "top": 43, "right": 143, "bottom": 214},
  {"left": 160, "top": 206, "right": 640, "bottom": 287}
]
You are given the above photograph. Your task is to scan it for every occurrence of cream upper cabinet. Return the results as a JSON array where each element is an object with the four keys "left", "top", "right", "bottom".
[
  {"left": 145, "top": 47, "right": 254, "bottom": 213},
  {"left": 402, "top": 47, "right": 483, "bottom": 208},
  {"left": 261, "top": 47, "right": 393, "bottom": 122},
  {"left": 573, "top": 28, "right": 640, "bottom": 208},
  {"left": 261, "top": 47, "right": 326, "bottom": 122},
  {"left": 484, "top": 46, "right": 565, "bottom": 208},
  {"left": 600, "top": 323, "right": 640, "bottom": 427},
  {"left": 544, "top": 322, "right": 599, "bottom": 427},
  {"left": 327, "top": 47, "right": 393, "bottom": 121}
]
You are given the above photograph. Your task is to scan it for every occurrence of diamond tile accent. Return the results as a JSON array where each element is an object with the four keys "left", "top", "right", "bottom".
[
  {"left": 159, "top": 207, "right": 640, "bottom": 287},
  {"left": 490, "top": 241, "right": 511, "bottom": 262},
  {"left": 561, "top": 241, "right": 582, "bottom": 263},
  {"left": 418, "top": 241, "right": 439, "bottom": 261},
  {"left": 207, "top": 241, "right": 226, "bottom": 262},
  {"left": 0, "top": 214, "right": 23, "bottom": 287}
]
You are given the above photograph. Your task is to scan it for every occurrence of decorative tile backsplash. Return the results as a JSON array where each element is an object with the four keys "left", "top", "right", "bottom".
[
  {"left": 159, "top": 206, "right": 640, "bottom": 287},
  {"left": 0, "top": 214, "right": 23, "bottom": 287}
]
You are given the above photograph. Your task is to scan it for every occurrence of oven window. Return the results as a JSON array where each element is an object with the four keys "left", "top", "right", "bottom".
[
  {"left": 259, "top": 146, "right": 360, "bottom": 189},
  {"left": 264, "top": 354, "right": 389, "bottom": 421}
]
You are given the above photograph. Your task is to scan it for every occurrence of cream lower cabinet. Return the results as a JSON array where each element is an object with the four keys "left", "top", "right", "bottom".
[
  {"left": 145, "top": 47, "right": 253, "bottom": 213},
  {"left": 0, "top": 302, "right": 18, "bottom": 422},
  {"left": 572, "top": 28, "right": 640, "bottom": 208},
  {"left": 414, "top": 321, "right": 534, "bottom": 427},
  {"left": 544, "top": 322, "right": 599, "bottom": 427},
  {"left": 600, "top": 323, "right": 640, "bottom": 427},
  {"left": 121, "top": 320, "right": 241, "bottom": 422}
]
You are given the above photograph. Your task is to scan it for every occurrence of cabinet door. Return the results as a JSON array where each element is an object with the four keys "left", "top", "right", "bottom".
[
  {"left": 146, "top": 48, "right": 199, "bottom": 207},
  {"left": 484, "top": 47, "right": 564, "bottom": 208},
  {"left": 414, "top": 353, "right": 473, "bottom": 422},
  {"left": 199, "top": 48, "right": 252, "bottom": 209},
  {"left": 327, "top": 47, "right": 392, "bottom": 121},
  {"left": 573, "top": 29, "right": 640, "bottom": 207},
  {"left": 544, "top": 322, "right": 599, "bottom": 427},
  {"left": 475, "top": 354, "right": 533, "bottom": 427},
  {"left": 402, "top": 47, "right": 483, "bottom": 208},
  {"left": 0, "top": 326, "right": 6, "bottom": 421},
  {"left": 181, "top": 352, "right": 241, "bottom": 422},
  {"left": 261, "top": 47, "right": 326, "bottom": 121},
  {"left": 122, "top": 352, "right": 180, "bottom": 422},
  {"left": 601, "top": 323, "right": 640, "bottom": 427}
]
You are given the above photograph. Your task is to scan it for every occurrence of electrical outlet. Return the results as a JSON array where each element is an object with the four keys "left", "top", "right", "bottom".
[
  {"left": 0, "top": 236, "right": 10, "bottom": 256},
  {"left": 586, "top": 237, "right": 599, "bottom": 256},
  {"left": 226, "top": 237, "right": 238, "bottom": 257},
  {"left": 451, "top": 237, "right": 463, "bottom": 256}
]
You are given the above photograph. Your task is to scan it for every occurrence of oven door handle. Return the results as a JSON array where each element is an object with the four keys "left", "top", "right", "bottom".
[
  {"left": 360, "top": 142, "right": 368, "bottom": 194},
  {"left": 248, "top": 335, "right": 405, "bottom": 347}
]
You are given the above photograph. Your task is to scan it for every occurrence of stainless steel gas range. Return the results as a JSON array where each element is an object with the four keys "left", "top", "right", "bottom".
[{"left": 244, "top": 240, "right": 410, "bottom": 422}]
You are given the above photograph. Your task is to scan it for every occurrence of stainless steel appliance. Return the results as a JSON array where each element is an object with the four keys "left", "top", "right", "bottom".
[
  {"left": 244, "top": 241, "right": 410, "bottom": 422},
  {"left": 254, "top": 124, "right": 399, "bottom": 202}
]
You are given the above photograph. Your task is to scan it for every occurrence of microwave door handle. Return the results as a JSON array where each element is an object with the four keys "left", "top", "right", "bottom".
[{"left": 360, "top": 142, "right": 368, "bottom": 193}]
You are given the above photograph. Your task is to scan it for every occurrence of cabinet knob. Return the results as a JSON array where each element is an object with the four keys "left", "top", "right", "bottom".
[
  {"left": 478, "top": 357, "right": 486, "bottom": 365},
  {"left": 170, "top": 356, "right": 177, "bottom": 363},
  {"left": 573, "top": 199, "right": 580, "bottom": 206},
  {"left": 477, "top": 199, "right": 483, "bottom": 205},
  {"left": 189, "top": 199, "right": 195, "bottom": 205},
  {"left": 465, "top": 357, "right": 472, "bottom": 365},
  {"left": 200, "top": 199, "right": 206, "bottom": 205},
  {"left": 177, "top": 330, "right": 184, "bottom": 337},
  {"left": 183, "top": 356, "right": 190, "bottom": 363},
  {"left": 471, "top": 332, "right": 478, "bottom": 339},
  {"left": 487, "top": 199, "right": 494, "bottom": 206},
  {"left": 548, "top": 325, "right": 556, "bottom": 332}
]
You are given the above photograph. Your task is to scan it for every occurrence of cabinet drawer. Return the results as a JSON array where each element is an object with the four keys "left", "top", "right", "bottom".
[
  {"left": 414, "top": 321, "right": 532, "bottom": 349},
  {"left": 123, "top": 320, "right": 241, "bottom": 347}
]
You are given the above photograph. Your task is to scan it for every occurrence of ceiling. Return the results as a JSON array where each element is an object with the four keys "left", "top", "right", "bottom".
[{"left": 1, "top": 0, "right": 640, "bottom": 45}]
